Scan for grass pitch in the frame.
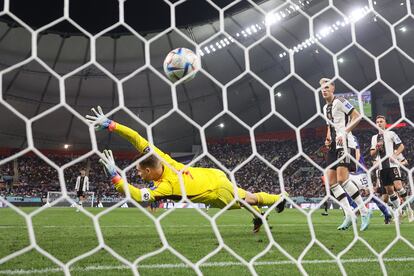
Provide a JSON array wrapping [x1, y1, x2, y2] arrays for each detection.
[[0, 207, 413, 275]]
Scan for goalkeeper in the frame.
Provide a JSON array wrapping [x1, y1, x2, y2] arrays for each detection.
[[86, 106, 286, 233]]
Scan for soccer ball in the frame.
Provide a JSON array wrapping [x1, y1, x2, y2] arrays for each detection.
[[163, 48, 198, 82]]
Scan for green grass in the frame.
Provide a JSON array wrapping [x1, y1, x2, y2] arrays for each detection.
[[0, 207, 413, 275]]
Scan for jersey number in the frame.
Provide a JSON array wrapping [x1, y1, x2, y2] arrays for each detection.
[[360, 176, 368, 187]]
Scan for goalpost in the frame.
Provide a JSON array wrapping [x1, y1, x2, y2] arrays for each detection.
[[0, 0, 413, 275], [46, 191, 95, 208]]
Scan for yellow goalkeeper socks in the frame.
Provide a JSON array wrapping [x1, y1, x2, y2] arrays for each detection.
[[252, 205, 261, 214], [254, 192, 281, 206]]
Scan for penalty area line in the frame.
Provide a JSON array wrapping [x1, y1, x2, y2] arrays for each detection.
[[0, 257, 413, 274]]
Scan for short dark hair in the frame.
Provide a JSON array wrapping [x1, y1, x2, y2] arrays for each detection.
[[376, 115, 386, 121], [138, 154, 161, 168]]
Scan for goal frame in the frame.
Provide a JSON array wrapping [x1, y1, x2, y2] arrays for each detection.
[[46, 191, 95, 207]]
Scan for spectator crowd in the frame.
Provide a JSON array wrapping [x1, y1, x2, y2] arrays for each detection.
[[1, 127, 412, 200]]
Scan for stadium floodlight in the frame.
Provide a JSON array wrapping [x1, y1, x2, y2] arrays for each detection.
[[272, 6, 371, 58], [200, 1, 318, 56], [275, 92, 282, 97], [219, 123, 225, 128], [348, 7, 368, 23], [338, 57, 344, 63], [400, 26, 407, 32], [200, 3, 371, 57], [64, 144, 70, 149], [319, 26, 331, 37], [265, 13, 278, 26]]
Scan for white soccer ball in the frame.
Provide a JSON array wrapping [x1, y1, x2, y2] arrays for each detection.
[[163, 48, 198, 82]]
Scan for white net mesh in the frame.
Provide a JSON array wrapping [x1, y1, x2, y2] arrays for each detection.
[[0, 0, 413, 275]]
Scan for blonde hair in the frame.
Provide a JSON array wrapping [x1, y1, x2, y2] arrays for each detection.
[[319, 78, 335, 86]]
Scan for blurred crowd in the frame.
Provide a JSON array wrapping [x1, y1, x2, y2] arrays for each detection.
[[1, 127, 412, 199]]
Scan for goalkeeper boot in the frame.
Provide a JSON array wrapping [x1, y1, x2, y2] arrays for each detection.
[[337, 216, 353, 230], [360, 211, 372, 231], [275, 192, 288, 213], [252, 217, 263, 233], [252, 213, 268, 233]]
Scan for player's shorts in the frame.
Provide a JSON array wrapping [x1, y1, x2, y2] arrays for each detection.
[[150, 201, 158, 208], [376, 184, 387, 195], [379, 167, 402, 187], [190, 170, 247, 209], [77, 190, 84, 197], [397, 167, 407, 182], [349, 173, 369, 190], [348, 148, 357, 172], [326, 147, 351, 170]]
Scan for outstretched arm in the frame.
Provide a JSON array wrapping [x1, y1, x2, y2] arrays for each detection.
[[86, 106, 180, 167]]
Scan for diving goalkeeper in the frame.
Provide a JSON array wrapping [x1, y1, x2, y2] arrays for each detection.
[[86, 106, 286, 233]]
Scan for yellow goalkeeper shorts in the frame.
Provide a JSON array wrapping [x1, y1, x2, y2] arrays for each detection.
[[192, 170, 247, 209]]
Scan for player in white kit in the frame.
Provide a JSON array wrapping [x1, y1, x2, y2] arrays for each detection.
[[320, 78, 370, 231], [370, 115, 407, 221], [348, 135, 392, 224]]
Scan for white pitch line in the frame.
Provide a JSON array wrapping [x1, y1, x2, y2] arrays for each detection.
[[0, 257, 413, 275], [0, 224, 326, 229]]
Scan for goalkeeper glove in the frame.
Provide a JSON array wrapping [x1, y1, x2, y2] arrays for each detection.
[[99, 149, 119, 178], [85, 106, 115, 131]]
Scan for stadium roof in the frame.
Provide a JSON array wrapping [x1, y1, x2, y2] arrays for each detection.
[[1, 0, 414, 153]]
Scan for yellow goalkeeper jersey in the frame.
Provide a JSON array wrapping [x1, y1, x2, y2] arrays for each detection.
[[110, 123, 227, 203]]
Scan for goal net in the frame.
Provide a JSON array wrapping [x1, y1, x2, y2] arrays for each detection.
[[0, 0, 413, 275], [46, 191, 95, 208]]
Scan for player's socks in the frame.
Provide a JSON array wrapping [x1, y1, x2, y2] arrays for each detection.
[[254, 192, 287, 213], [331, 184, 354, 230], [389, 192, 401, 209], [252, 205, 261, 214], [397, 188, 407, 200], [407, 205, 414, 222], [254, 192, 281, 206], [397, 188, 408, 210], [331, 183, 352, 217], [342, 180, 368, 216], [372, 197, 391, 218], [346, 193, 358, 209]]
